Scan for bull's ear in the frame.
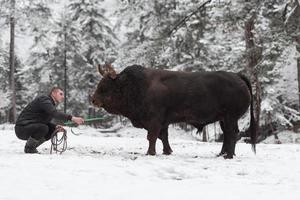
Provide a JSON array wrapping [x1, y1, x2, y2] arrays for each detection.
[[97, 64, 105, 76]]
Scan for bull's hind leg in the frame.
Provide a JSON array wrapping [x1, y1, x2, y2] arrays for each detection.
[[218, 120, 228, 157], [222, 118, 239, 159], [158, 125, 173, 155]]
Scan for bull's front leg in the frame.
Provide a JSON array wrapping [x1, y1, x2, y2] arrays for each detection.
[[146, 126, 161, 156]]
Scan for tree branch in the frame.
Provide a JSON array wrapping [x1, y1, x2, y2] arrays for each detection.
[[167, 0, 211, 37]]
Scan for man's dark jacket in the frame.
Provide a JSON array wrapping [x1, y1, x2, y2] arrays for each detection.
[[16, 95, 72, 126]]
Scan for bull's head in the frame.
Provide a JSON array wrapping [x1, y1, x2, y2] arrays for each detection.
[[91, 63, 122, 114]]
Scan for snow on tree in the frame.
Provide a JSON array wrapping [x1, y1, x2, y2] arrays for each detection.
[[22, 1, 54, 99], [114, 0, 184, 68], [47, 11, 84, 115], [0, 41, 10, 122]]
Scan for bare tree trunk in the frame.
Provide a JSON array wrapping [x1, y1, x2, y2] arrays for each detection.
[[202, 126, 208, 142], [245, 16, 262, 133], [296, 36, 300, 110], [63, 31, 67, 113], [283, 0, 300, 110], [295, 2, 300, 111], [9, 0, 16, 123], [214, 122, 217, 141]]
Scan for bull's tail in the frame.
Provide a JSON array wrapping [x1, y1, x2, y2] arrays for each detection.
[[238, 73, 257, 153]]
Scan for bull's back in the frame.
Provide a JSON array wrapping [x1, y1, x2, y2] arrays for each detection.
[[208, 71, 251, 117], [146, 70, 250, 122]]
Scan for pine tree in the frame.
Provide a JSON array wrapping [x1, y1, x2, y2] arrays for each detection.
[[68, 0, 117, 117], [0, 0, 53, 121], [25, 1, 54, 96], [114, 0, 222, 71], [8, 0, 16, 123], [283, 0, 300, 110], [47, 11, 83, 114], [114, 0, 182, 68], [248, 0, 300, 132], [0, 41, 10, 122], [69, 0, 117, 63]]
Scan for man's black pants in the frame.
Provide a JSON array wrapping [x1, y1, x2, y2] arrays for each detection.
[[15, 123, 56, 141]]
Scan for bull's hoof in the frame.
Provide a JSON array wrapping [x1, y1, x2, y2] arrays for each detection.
[[146, 150, 156, 156], [163, 149, 173, 155], [223, 154, 234, 159], [217, 151, 235, 159], [217, 152, 226, 157]]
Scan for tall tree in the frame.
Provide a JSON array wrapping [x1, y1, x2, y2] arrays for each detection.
[[68, 0, 117, 117], [48, 12, 83, 114], [0, 41, 10, 122], [25, 1, 53, 96], [255, 0, 300, 130], [9, 0, 16, 123], [245, 14, 262, 133], [283, 0, 300, 110], [114, 0, 182, 68], [1, 0, 53, 122]]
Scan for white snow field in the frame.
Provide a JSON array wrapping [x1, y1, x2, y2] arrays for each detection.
[[0, 124, 299, 200]]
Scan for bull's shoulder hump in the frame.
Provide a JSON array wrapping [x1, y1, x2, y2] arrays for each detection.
[[204, 71, 240, 78], [122, 65, 145, 74]]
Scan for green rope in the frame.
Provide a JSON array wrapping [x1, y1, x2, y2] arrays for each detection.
[[64, 117, 105, 126], [49, 117, 105, 154]]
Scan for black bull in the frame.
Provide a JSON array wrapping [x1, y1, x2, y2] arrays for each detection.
[[92, 64, 256, 159]]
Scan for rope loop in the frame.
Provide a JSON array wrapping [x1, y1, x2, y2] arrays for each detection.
[[50, 129, 68, 154]]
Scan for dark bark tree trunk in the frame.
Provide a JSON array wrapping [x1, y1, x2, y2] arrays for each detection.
[[202, 126, 208, 142], [283, 0, 300, 110], [63, 31, 67, 114], [293, 0, 300, 111], [296, 36, 300, 110], [245, 15, 262, 134], [9, 0, 16, 123]]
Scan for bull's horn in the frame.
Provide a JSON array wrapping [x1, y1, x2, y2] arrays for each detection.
[[106, 63, 117, 79], [97, 64, 105, 76]]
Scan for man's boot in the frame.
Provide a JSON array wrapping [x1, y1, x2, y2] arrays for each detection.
[[36, 137, 46, 148], [24, 137, 40, 153]]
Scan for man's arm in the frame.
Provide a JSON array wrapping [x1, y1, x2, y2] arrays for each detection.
[[39, 97, 72, 121], [39, 96, 84, 125]]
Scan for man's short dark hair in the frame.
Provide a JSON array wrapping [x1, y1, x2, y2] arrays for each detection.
[[49, 86, 63, 95]]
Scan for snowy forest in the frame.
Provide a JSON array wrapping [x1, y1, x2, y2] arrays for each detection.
[[1, 0, 300, 141]]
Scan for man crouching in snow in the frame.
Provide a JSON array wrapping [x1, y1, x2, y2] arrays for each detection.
[[14, 87, 84, 153]]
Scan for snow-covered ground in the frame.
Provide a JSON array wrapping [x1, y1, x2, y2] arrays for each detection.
[[0, 124, 300, 200]]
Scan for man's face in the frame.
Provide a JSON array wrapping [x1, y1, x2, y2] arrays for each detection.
[[52, 89, 64, 103]]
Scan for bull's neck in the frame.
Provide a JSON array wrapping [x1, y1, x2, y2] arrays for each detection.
[[119, 104, 141, 122]]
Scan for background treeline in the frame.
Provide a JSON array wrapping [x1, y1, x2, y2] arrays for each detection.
[[1, 0, 300, 140]]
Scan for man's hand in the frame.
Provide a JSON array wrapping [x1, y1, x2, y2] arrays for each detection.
[[71, 116, 84, 125]]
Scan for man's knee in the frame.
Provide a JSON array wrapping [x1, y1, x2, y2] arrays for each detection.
[[30, 124, 49, 140], [15, 125, 28, 140]]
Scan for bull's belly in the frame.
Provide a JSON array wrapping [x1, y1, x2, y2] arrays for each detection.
[[167, 110, 220, 125]]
